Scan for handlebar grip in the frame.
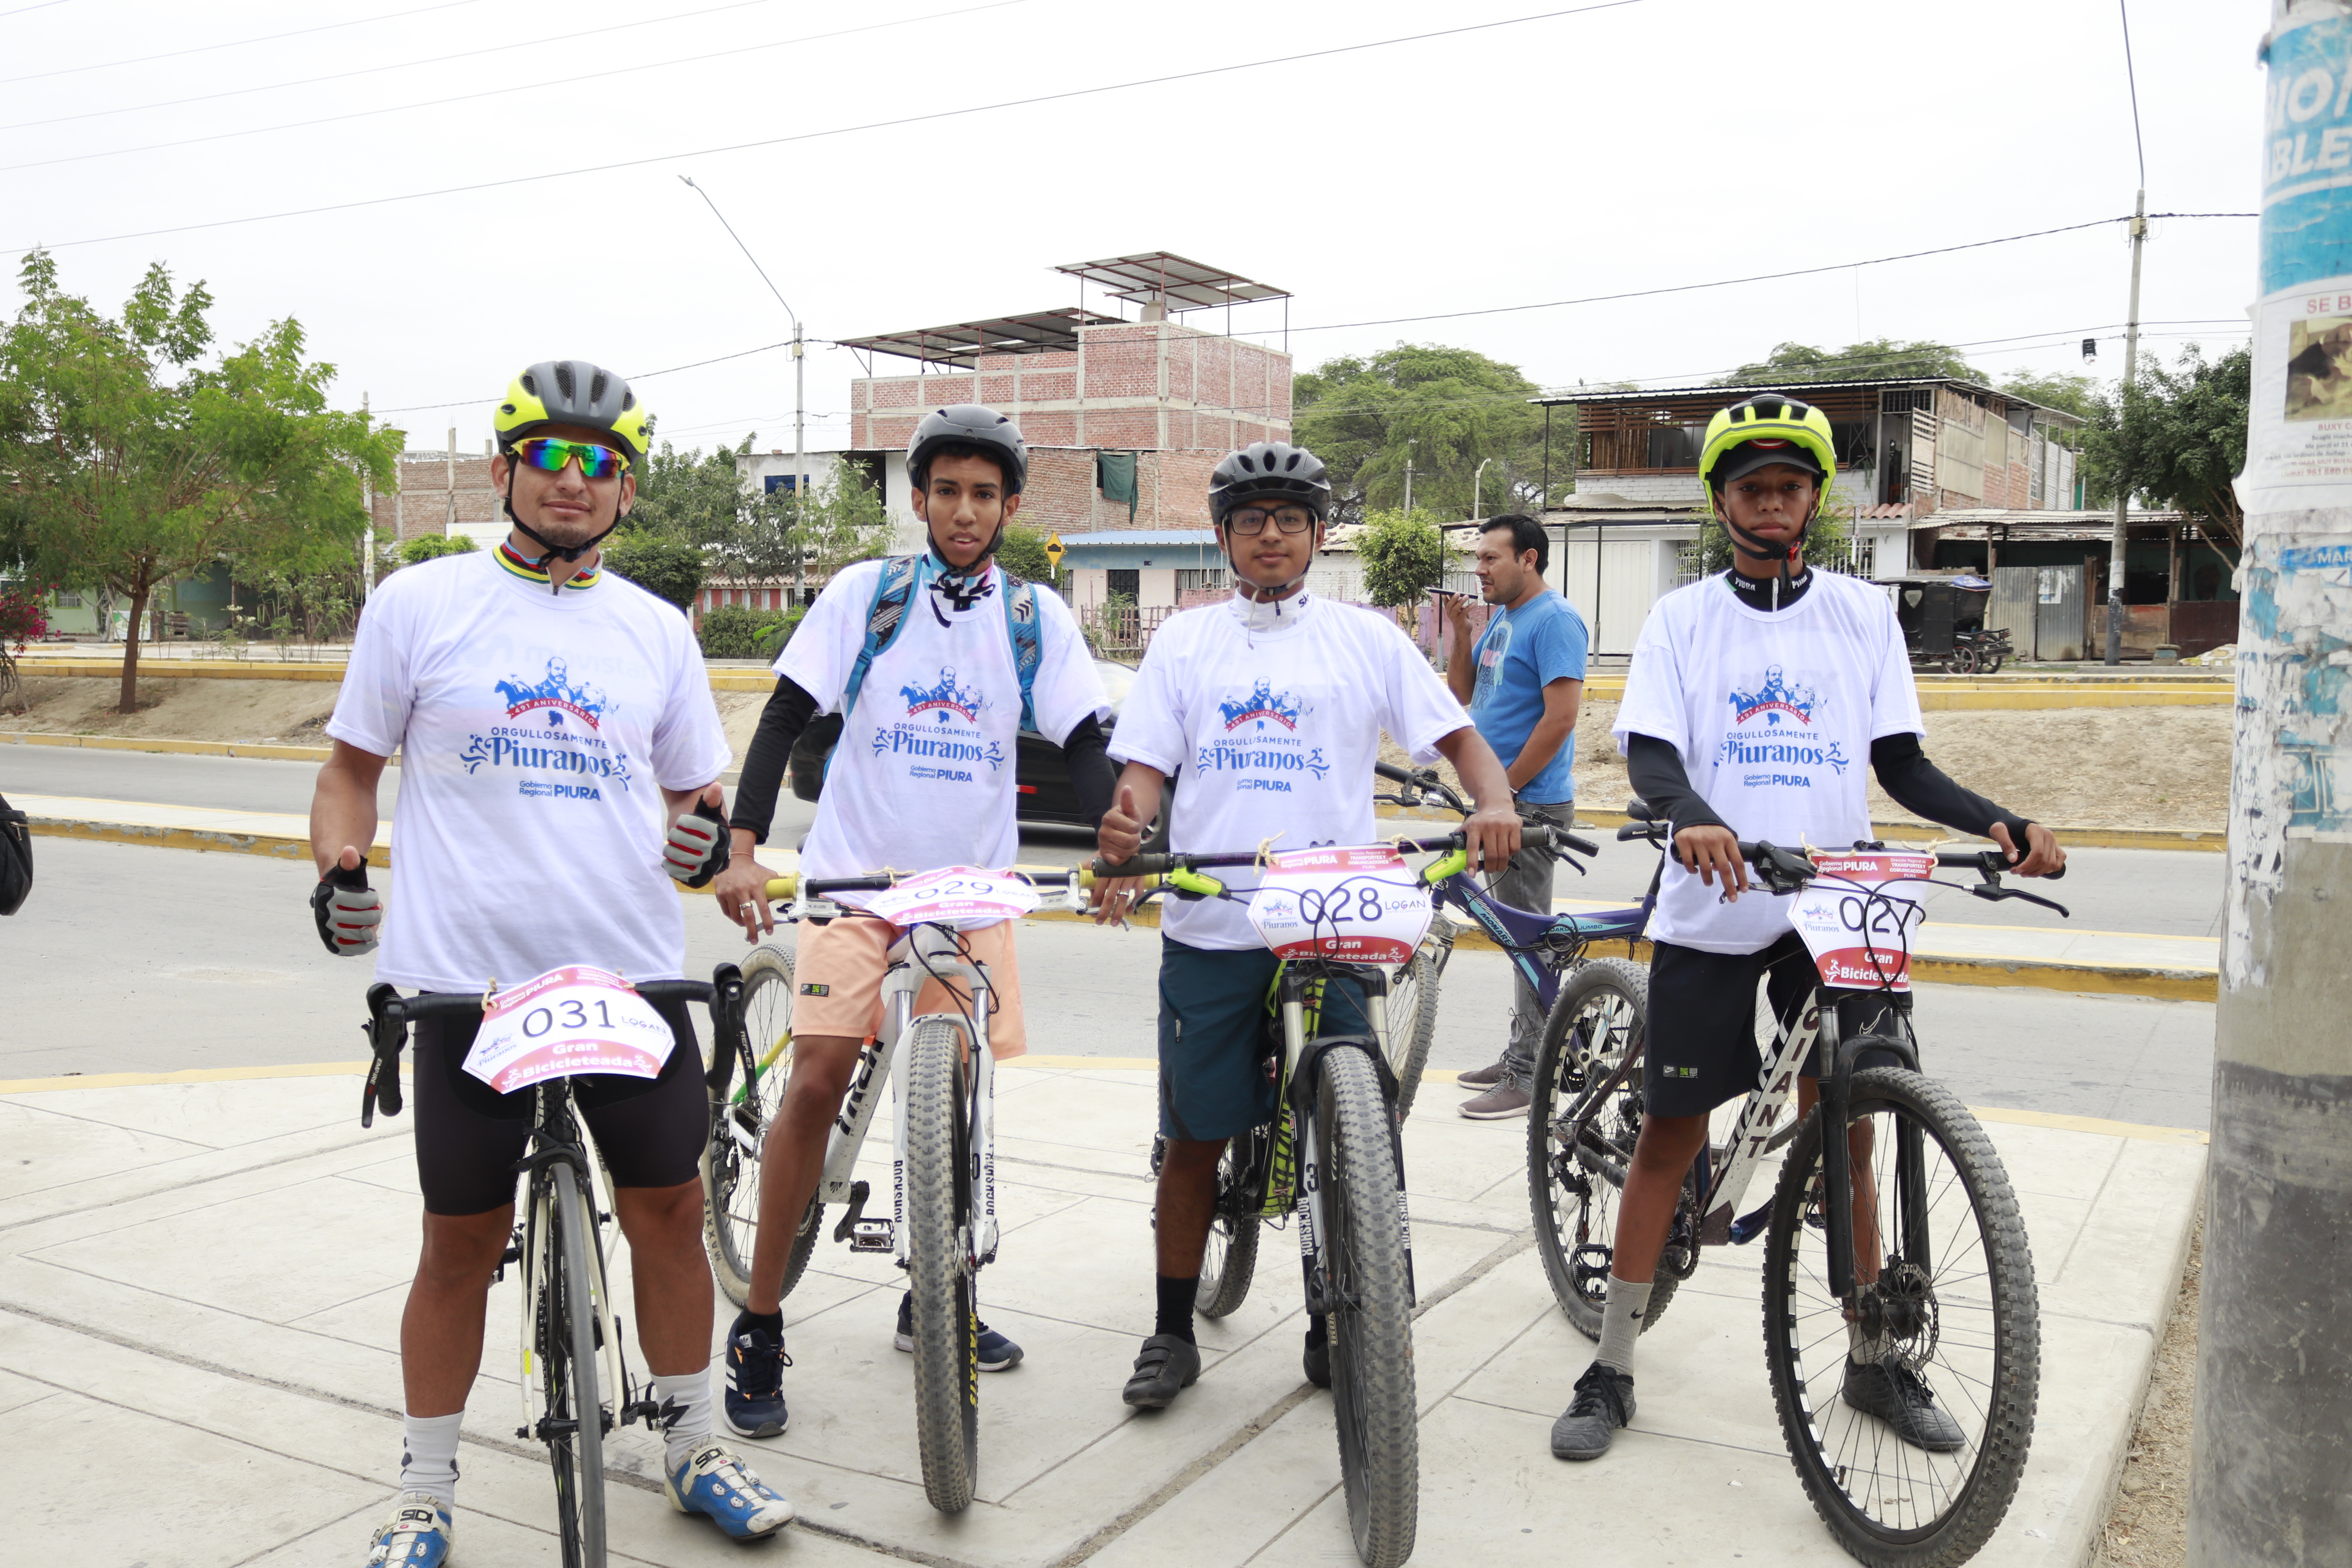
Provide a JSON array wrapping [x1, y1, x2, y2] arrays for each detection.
[[763, 876, 798, 899], [1092, 854, 1174, 878], [1559, 831, 1600, 858], [1617, 820, 1663, 842], [1373, 760, 1413, 784], [375, 1059, 403, 1116]]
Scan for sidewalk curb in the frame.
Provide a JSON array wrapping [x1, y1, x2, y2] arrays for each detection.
[[2, 731, 337, 762]]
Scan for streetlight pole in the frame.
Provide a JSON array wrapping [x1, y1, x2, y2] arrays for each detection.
[[1403, 438, 1417, 515], [682, 176, 805, 604], [1471, 457, 1493, 521]]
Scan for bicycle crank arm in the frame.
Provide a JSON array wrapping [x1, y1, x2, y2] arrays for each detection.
[[831, 1179, 875, 1244]]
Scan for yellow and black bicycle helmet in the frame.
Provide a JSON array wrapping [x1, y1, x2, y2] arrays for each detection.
[[1697, 394, 1837, 566], [494, 360, 653, 465]]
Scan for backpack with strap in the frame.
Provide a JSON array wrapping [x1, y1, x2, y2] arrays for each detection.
[[0, 791, 33, 917], [838, 554, 1044, 733]]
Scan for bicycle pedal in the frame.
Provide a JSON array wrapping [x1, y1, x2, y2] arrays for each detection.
[[848, 1218, 895, 1253], [831, 1180, 872, 1243], [1729, 1199, 1773, 1245]]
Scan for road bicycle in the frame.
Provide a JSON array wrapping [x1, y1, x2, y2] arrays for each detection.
[[701, 865, 1067, 1514], [358, 964, 750, 1568], [1531, 819, 2068, 1566]]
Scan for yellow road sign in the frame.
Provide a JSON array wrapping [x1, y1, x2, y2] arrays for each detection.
[[1044, 531, 1065, 570]]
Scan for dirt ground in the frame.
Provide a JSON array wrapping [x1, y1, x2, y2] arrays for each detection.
[[2095, 1212, 2201, 1567], [1379, 698, 2230, 833]]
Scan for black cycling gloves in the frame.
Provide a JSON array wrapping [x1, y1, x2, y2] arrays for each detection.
[[664, 796, 732, 888], [312, 862, 382, 957]]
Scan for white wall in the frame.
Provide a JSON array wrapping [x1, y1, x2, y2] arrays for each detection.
[[1071, 567, 1109, 607], [1138, 568, 1178, 610]]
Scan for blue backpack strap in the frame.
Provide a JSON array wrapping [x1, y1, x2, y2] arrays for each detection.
[[839, 555, 922, 724], [1000, 570, 1043, 733]]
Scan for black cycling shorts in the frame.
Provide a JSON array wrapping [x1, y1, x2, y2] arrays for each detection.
[[411, 992, 708, 1216], [1642, 935, 1917, 1118]]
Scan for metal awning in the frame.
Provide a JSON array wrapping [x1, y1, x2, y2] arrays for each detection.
[[837, 307, 1123, 368], [1052, 252, 1289, 311]]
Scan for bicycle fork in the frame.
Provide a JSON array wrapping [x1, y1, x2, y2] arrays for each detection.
[[879, 926, 1000, 1272], [1283, 967, 1415, 1316]]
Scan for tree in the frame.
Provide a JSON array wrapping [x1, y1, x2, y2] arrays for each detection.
[[724, 459, 893, 594], [397, 533, 478, 566], [1355, 508, 1455, 608], [1998, 369, 2100, 425], [1720, 339, 1984, 387], [2079, 344, 2251, 559], [1294, 345, 1556, 524], [1693, 499, 1853, 577], [996, 523, 1071, 593], [630, 438, 750, 545], [0, 252, 398, 712], [602, 528, 706, 612]]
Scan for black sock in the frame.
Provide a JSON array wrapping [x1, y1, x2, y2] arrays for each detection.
[[1155, 1275, 1198, 1343], [733, 1306, 784, 1339], [1305, 1312, 1327, 1350]]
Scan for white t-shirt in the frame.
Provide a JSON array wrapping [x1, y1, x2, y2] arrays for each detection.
[[777, 557, 1106, 915], [326, 548, 734, 992], [1613, 570, 1925, 955], [1110, 590, 1473, 951]]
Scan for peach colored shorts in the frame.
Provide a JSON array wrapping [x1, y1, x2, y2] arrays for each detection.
[[790, 914, 1027, 1058]]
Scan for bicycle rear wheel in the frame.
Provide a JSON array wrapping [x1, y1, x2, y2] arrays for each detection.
[[1383, 941, 1443, 1123], [702, 946, 819, 1307], [1196, 1128, 1264, 1319], [542, 1163, 607, 1567], [1762, 1066, 2038, 1567], [1528, 958, 1679, 1338], [903, 1015, 980, 1513], [1318, 1046, 1417, 1568]]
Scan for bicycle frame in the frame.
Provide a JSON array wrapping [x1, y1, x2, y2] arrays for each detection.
[[1419, 853, 1651, 1017]]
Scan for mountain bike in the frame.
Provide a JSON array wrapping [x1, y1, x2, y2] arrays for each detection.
[[358, 963, 750, 1568], [701, 866, 1063, 1514], [1531, 825, 2068, 1566]]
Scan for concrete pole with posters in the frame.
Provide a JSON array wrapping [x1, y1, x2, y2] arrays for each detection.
[[2102, 190, 2147, 665], [2189, 6, 2352, 1560]]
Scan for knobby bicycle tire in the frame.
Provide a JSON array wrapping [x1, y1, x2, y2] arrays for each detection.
[[1385, 944, 1443, 1123], [1318, 1046, 1418, 1568], [1527, 957, 1680, 1339], [545, 1163, 608, 1568], [1196, 1130, 1263, 1319], [1762, 1067, 2038, 1568], [903, 1014, 981, 1513], [701, 947, 822, 1307]]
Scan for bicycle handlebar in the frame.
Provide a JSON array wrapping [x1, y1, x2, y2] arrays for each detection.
[[1090, 823, 1592, 881]]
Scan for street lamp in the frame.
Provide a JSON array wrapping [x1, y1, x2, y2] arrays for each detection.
[[1471, 457, 1494, 521], [681, 176, 806, 603]]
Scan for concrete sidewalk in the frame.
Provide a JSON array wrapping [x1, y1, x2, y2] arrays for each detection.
[[0, 1060, 2201, 1567]]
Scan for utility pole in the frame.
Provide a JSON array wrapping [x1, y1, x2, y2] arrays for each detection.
[[2102, 188, 2146, 665], [360, 392, 373, 602], [1471, 457, 1493, 521], [2187, 5, 2352, 1561], [1403, 438, 1417, 515], [445, 427, 456, 541]]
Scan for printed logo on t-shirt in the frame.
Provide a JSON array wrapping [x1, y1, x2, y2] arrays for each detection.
[[459, 655, 635, 799], [866, 664, 1006, 784], [1470, 617, 1513, 713], [1716, 665, 1848, 787], [1199, 679, 1328, 792]]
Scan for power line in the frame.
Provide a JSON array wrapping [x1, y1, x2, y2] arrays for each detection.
[[0, 0, 1034, 173], [0, 0, 488, 85], [9, 0, 1646, 252], [2118, 0, 2148, 190], [0, 0, 78, 17]]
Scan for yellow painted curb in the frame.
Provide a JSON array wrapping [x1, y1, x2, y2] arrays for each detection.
[[1968, 1105, 2208, 1145], [21, 659, 344, 683], [24, 815, 391, 868], [1, 731, 336, 762]]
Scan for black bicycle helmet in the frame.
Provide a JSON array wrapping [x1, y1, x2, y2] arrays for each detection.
[[1209, 441, 1331, 526], [907, 404, 1027, 495]]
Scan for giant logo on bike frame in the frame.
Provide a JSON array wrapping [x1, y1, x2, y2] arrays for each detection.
[[461, 655, 634, 799], [1717, 665, 1847, 784], [1201, 678, 1326, 792], [869, 665, 1005, 782]]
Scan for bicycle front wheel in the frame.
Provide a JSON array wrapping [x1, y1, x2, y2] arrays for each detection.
[[702, 946, 820, 1307], [1763, 1066, 2039, 1567], [1383, 940, 1443, 1123], [543, 1163, 607, 1567], [903, 1015, 980, 1514], [1318, 1046, 1418, 1568], [1196, 1128, 1263, 1319]]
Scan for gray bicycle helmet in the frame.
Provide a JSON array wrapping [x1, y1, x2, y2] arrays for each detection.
[[907, 404, 1027, 494], [1209, 441, 1331, 526]]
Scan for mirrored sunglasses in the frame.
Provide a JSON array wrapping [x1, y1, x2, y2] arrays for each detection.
[[515, 437, 629, 480]]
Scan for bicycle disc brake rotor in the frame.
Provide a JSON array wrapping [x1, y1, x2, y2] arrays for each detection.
[[1858, 1259, 1940, 1372]]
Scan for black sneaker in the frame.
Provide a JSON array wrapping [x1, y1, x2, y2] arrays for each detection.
[[1550, 1362, 1635, 1461], [1456, 1056, 1512, 1091], [722, 1312, 791, 1439], [1121, 1332, 1201, 1410], [1303, 1319, 1330, 1389], [893, 1290, 1024, 1370], [1841, 1356, 1967, 1452]]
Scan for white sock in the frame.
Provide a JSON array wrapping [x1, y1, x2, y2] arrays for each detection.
[[1594, 1273, 1655, 1376], [652, 1368, 715, 1473], [1849, 1318, 1893, 1366], [399, 1411, 463, 1510]]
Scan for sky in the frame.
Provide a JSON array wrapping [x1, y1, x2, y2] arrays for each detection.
[[2, 0, 2266, 459]]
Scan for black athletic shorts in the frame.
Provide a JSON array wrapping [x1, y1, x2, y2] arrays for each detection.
[[1642, 934, 1917, 1118], [411, 992, 708, 1216]]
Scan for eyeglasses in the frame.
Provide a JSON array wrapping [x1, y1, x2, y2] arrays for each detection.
[[1225, 505, 1316, 536], [514, 437, 630, 480]]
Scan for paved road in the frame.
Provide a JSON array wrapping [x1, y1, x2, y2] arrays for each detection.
[[5, 837, 2217, 1129]]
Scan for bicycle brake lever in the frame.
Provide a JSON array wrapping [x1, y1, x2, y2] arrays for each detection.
[[1968, 884, 2073, 918]]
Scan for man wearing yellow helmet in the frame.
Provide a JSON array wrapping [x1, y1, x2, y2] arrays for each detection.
[[1546, 393, 2063, 1465], [313, 361, 795, 1565]]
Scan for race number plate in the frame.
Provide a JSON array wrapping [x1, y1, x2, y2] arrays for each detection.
[[862, 866, 1040, 929], [461, 965, 677, 1093], [1789, 851, 1935, 991], [1247, 846, 1433, 964]]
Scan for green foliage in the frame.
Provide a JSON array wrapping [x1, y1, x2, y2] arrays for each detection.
[[0, 250, 399, 708], [726, 459, 892, 588], [1998, 369, 2100, 425], [631, 438, 750, 545], [995, 523, 1069, 592], [1294, 345, 1558, 523], [1355, 508, 1455, 608], [1720, 339, 1984, 387], [2080, 345, 2251, 556], [1693, 497, 1853, 577], [697, 603, 772, 660], [397, 533, 478, 566], [756, 605, 806, 657], [602, 527, 706, 611]]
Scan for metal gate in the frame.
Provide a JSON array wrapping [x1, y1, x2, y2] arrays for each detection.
[[1985, 564, 2083, 661], [1988, 567, 2037, 652]]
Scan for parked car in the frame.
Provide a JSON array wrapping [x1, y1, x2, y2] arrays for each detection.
[[789, 658, 1153, 831]]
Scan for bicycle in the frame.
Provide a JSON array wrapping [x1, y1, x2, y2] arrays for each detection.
[[358, 962, 750, 1568], [1530, 823, 2068, 1566], [701, 865, 1064, 1514]]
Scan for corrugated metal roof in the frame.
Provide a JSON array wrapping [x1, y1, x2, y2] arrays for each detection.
[[1058, 530, 1219, 546]]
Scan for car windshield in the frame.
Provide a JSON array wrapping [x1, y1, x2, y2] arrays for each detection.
[[1094, 659, 1136, 714]]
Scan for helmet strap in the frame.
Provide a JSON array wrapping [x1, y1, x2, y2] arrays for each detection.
[[503, 471, 618, 587]]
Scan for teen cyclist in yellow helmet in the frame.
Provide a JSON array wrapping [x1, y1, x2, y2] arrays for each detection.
[[1546, 392, 2063, 1463]]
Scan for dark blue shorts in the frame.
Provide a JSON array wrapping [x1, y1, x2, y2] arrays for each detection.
[[1156, 938, 1374, 1142]]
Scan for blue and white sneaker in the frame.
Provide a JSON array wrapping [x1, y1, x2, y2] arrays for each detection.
[[365, 1492, 451, 1567], [666, 1440, 796, 1539], [723, 1313, 790, 1439], [894, 1289, 1025, 1371]]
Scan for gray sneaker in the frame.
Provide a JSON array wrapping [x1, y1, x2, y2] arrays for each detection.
[[1841, 1356, 1967, 1452], [1551, 1363, 1635, 1460], [1457, 1057, 1512, 1091], [1458, 1082, 1532, 1120]]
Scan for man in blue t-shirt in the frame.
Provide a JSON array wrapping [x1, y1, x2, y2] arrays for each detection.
[[1439, 513, 1590, 1118]]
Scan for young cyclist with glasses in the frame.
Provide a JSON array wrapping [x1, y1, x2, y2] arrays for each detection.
[[707, 404, 1117, 1440], [1548, 393, 2063, 1463], [1089, 441, 1523, 1409], [311, 362, 795, 1566]]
